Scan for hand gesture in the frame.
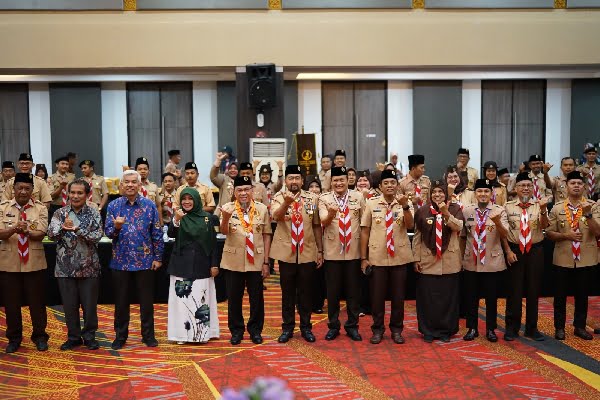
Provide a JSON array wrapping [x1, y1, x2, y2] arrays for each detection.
[[62, 216, 76, 231], [114, 215, 125, 230], [456, 160, 465, 170], [582, 202, 592, 216], [326, 202, 339, 216], [252, 159, 261, 169], [490, 211, 503, 226], [519, 163, 526, 173], [216, 152, 228, 161], [447, 183, 456, 195], [210, 267, 219, 278], [376, 162, 385, 172], [276, 160, 284, 169], [396, 193, 409, 207], [151, 261, 162, 271], [543, 162, 553, 174], [15, 220, 28, 235], [59, 179, 68, 188], [174, 208, 186, 222], [283, 190, 298, 205], [538, 197, 548, 210], [506, 251, 518, 266], [438, 201, 449, 216], [221, 203, 234, 219], [565, 229, 583, 242], [122, 165, 130, 172]]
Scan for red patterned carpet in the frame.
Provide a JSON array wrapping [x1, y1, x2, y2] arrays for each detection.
[[1, 272, 600, 400]]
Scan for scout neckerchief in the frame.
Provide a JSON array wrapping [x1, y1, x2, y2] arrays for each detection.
[[415, 182, 423, 208], [59, 176, 68, 206], [235, 200, 256, 264], [15, 202, 33, 264], [491, 187, 497, 204], [587, 167, 595, 198], [518, 202, 532, 254], [385, 201, 395, 257], [291, 196, 304, 254], [85, 177, 93, 202], [532, 175, 541, 200], [336, 191, 351, 254], [140, 185, 148, 198], [164, 191, 174, 221], [565, 201, 582, 261], [473, 207, 491, 265], [429, 205, 443, 259]]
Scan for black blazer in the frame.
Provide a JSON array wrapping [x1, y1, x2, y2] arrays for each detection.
[[167, 217, 219, 280]]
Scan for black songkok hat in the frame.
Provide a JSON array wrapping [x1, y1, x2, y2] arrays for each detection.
[[380, 169, 397, 181], [566, 171, 585, 182], [330, 166, 348, 177], [584, 146, 597, 154], [498, 168, 509, 176], [528, 154, 542, 162], [234, 176, 252, 187], [474, 179, 493, 190], [259, 164, 273, 174], [239, 162, 253, 171], [184, 162, 197, 171], [18, 153, 33, 162], [79, 160, 94, 168], [135, 157, 149, 167], [408, 154, 425, 169], [54, 156, 69, 164], [483, 161, 498, 170], [515, 172, 532, 183], [457, 148, 470, 155], [2, 161, 15, 169], [285, 165, 302, 176], [334, 149, 346, 158], [14, 172, 34, 185]]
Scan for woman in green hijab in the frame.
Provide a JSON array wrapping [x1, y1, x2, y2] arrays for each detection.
[[167, 188, 220, 344]]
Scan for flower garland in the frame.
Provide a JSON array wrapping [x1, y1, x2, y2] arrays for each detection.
[[235, 200, 255, 233]]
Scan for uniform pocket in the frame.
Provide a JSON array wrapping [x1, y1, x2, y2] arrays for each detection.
[[223, 245, 237, 254]]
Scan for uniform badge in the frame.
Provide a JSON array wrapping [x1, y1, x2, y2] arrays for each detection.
[[375, 217, 382, 224], [560, 221, 565, 228], [487, 225, 495, 232], [257, 225, 262, 233], [427, 219, 433, 225], [354, 210, 360, 217], [396, 218, 402, 225], [509, 221, 516, 229], [29, 222, 37, 230]]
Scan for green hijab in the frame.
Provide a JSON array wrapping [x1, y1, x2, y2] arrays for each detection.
[[177, 187, 216, 256]]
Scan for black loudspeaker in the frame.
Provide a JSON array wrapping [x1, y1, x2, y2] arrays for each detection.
[[247, 63, 277, 109]]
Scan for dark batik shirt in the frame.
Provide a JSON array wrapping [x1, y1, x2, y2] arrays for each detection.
[[48, 204, 103, 278], [105, 194, 163, 271]]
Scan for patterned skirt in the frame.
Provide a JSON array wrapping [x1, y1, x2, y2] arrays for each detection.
[[168, 275, 220, 343]]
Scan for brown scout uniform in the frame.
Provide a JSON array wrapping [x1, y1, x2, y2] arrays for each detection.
[[412, 213, 463, 275], [551, 175, 569, 203], [505, 200, 545, 246], [508, 172, 552, 202], [220, 201, 271, 272], [319, 169, 332, 193], [140, 180, 159, 203], [318, 191, 364, 261], [173, 181, 216, 210], [2, 175, 52, 204], [84, 174, 109, 207], [210, 166, 234, 215], [397, 174, 431, 207], [461, 204, 508, 273], [157, 188, 176, 225], [576, 163, 600, 197], [465, 166, 479, 190], [47, 172, 76, 206]]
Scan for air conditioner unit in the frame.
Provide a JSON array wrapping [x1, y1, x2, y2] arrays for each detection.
[[249, 138, 287, 183]]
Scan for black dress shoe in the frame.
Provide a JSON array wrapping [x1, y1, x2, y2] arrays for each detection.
[[313, 309, 324, 314], [440, 336, 450, 343], [36, 341, 49, 352], [5, 342, 21, 354], [574, 327, 593, 340], [524, 330, 545, 341], [370, 333, 383, 344], [391, 332, 405, 344], [142, 337, 159, 347], [594, 328, 600, 334], [230, 334, 243, 345], [60, 338, 83, 351], [277, 331, 293, 343], [463, 329, 479, 341], [111, 338, 126, 350], [301, 330, 316, 343], [251, 333, 263, 344], [346, 330, 362, 341], [503, 332, 517, 342], [325, 329, 339, 341], [486, 330, 498, 343], [423, 335, 433, 343], [84, 338, 100, 350], [555, 328, 565, 340]]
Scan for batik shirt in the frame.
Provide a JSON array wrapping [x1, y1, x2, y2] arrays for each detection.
[[105, 194, 164, 271], [48, 204, 103, 278]]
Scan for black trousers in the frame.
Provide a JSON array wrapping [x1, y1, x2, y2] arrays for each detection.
[[370, 265, 408, 334], [505, 243, 544, 335], [225, 270, 264, 336], [324, 259, 361, 331], [0, 270, 48, 344], [463, 270, 500, 331], [554, 265, 595, 329], [279, 261, 315, 332], [112, 269, 155, 341], [57, 277, 99, 341], [312, 263, 327, 311]]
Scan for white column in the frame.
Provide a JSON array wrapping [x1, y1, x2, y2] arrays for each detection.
[[462, 80, 482, 170], [193, 81, 218, 185], [387, 81, 413, 175], [101, 82, 128, 178], [298, 81, 323, 160], [28, 83, 52, 169], [545, 79, 571, 172]]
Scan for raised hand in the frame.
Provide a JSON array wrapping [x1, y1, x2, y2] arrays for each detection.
[[438, 201, 449, 216], [174, 208, 186, 223], [396, 193, 409, 207], [543, 162, 553, 174], [114, 215, 125, 230], [283, 190, 298, 205], [326, 202, 339, 216]]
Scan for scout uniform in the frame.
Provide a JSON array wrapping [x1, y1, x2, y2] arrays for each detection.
[[220, 176, 272, 344], [546, 171, 598, 339], [2, 154, 52, 204], [318, 166, 365, 340], [47, 171, 75, 205], [164, 149, 182, 185], [361, 169, 414, 342], [0, 161, 15, 199], [508, 156, 552, 202], [551, 175, 569, 203], [319, 169, 332, 193], [140, 180, 159, 202], [79, 160, 109, 208], [503, 172, 547, 340], [0, 173, 49, 352], [576, 161, 600, 200], [173, 162, 216, 210], [398, 155, 431, 208], [210, 163, 234, 216], [271, 165, 321, 340], [157, 187, 176, 226], [461, 179, 508, 341], [465, 167, 479, 190]]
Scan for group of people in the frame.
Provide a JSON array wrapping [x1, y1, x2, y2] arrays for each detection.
[[1, 143, 600, 354]]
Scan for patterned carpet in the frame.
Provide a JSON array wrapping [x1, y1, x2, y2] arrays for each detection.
[[1, 271, 600, 400]]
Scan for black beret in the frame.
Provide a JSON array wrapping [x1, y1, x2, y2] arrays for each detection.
[[135, 157, 149, 167], [234, 176, 252, 187], [184, 162, 197, 171], [79, 160, 94, 168], [2, 161, 15, 169], [380, 169, 397, 181], [259, 164, 272, 174], [239, 162, 253, 171], [483, 161, 498, 170], [18, 153, 33, 162], [330, 166, 348, 177], [457, 148, 470, 155], [285, 165, 302, 176], [54, 156, 69, 164], [408, 154, 425, 168], [14, 172, 34, 185], [474, 179, 493, 190], [334, 149, 346, 158], [168, 149, 180, 157], [566, 171, 585, 182], [528, 154, 542, 162], [498, 168, 509, 176], [515, 172, 532, 183], [584, 146, 597, 154]]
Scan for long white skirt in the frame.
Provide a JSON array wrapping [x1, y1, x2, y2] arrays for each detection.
[[168, 275, 220, 343]]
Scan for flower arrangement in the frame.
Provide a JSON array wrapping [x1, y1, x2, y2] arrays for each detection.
[[220, 377, 294, 400]]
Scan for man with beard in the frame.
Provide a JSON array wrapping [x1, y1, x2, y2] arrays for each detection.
[[174, 162, 216, 213], [2, 153, 52, 207], [508, 155, 552, 202], [271, 165, 323, 343], [546, 171, 599, 340], [461, 179, 509, 343], [211, 152, 239, 217], [220, 176, 272, 345], [318, 166, 365, 342], [576, 147, 600, 200], [502, 172, 549, 342]]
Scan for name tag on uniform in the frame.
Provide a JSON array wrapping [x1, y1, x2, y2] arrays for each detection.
[[467, 217, 474, 221], [373, 208, 382, 212]]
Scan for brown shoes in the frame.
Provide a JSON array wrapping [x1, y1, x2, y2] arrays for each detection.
[[391, 333, 405, 344], [370, 333, 383, 344]]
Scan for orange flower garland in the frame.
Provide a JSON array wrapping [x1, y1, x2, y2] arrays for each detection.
[[235, 200, 255, 234], [564, 200, 583, 229]]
